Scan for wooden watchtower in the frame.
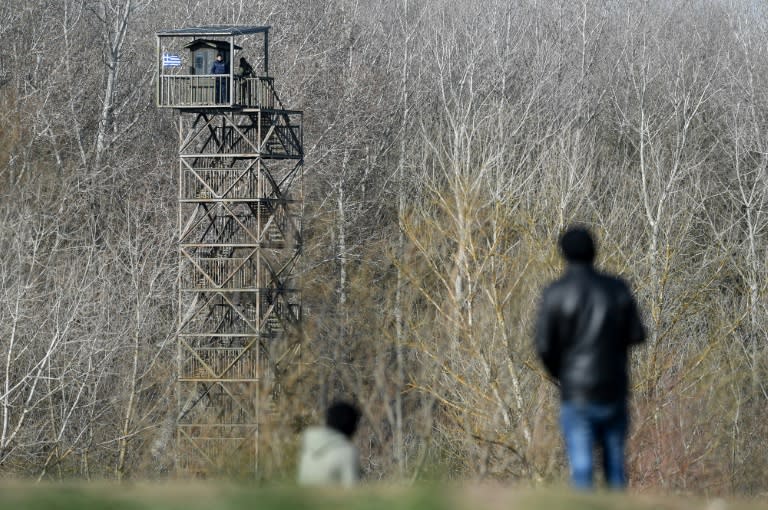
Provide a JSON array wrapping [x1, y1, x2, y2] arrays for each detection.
[[156, 25, 303, 477]]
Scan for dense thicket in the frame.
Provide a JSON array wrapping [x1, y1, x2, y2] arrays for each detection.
[[1, 0, 767, 494]]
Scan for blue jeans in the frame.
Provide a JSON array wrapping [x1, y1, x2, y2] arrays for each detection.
[[560, 400, 628, 490]]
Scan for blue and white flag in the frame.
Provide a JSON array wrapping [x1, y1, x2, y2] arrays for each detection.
[[162, 52, 182, 67]]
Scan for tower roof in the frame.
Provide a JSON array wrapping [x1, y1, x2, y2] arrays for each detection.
[[184, 39, 243, 51], [157, 25, 270, 37]]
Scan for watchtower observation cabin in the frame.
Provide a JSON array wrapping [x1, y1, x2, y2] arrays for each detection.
[[156, 25, 303, 477], [157, 26, 277, 109]]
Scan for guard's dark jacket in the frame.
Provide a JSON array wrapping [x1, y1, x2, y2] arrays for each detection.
[[535, 263, 646, 402], [210, 60, 228, 74]]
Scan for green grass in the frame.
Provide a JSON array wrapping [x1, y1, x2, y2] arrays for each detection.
[[0, 483, 766, 510]]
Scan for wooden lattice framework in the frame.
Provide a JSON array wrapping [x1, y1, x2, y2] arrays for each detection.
[[157, 26, 303, 477]]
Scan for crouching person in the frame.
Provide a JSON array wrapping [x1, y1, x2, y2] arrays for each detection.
[[297, 401, 361, 487]]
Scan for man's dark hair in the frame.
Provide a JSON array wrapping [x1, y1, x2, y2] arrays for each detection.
[[560, 226, 596, 263], [326, 401, 361, 438]]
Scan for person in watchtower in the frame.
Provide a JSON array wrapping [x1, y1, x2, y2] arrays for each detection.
[[237, 57, 254, 78], [236, 57, 255, 104], [211, 52, 229, 104]]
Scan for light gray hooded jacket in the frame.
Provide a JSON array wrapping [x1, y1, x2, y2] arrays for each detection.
[[297, 426, 360, 487]]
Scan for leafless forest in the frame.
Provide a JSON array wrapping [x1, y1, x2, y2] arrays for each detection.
[[1, 0, 767, 494]]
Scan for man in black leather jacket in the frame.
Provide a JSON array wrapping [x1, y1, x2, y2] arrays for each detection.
[[535, 226, 645, 490]]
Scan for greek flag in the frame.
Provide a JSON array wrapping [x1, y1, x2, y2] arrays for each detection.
[[162, 52, 182, 67]]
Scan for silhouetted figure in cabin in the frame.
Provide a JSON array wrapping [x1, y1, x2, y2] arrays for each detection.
[[297, 401, 361, 487], [236, 57, 255, 104], [237, 56, 254, 78], [210, 53, 229, 104], [535, 226, 645, 490]]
